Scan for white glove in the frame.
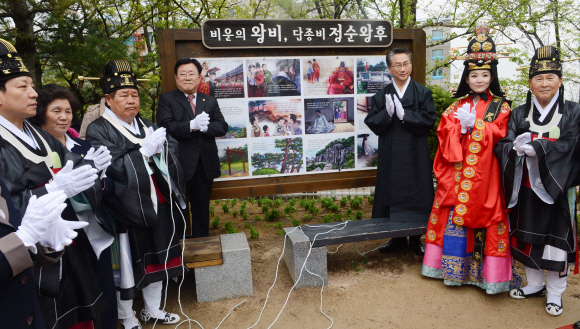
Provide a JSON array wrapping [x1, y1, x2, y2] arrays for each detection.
[[45, 161, 98, 198], [14, 191, 68, 253], [39, 218, 88, 252], [513, 132, 532, 156], [522, 144, 536, 157], [140, 127, 166, 158], [190, 112, 210, 131], [385, 94, 395, 117], [84, 146, 112, 171], [454, 103, 476, 134], [393, 95, 405, 121]]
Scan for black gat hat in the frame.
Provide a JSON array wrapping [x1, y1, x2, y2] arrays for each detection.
[[0, 38, 31, 82], [100, 59, 138, 95]]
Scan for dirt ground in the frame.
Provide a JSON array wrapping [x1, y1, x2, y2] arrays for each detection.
[[126, 197, 580, 329]]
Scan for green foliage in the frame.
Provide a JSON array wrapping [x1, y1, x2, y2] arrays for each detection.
[[222, 204, 230, 213], [244, 222, 252, 228], [232, 210, 238, 217], [275, 229, 284, 235], [291, 219, 301, 226], [274, 222, 283, 229], [343, 151, 355, 169], [370, 157, 379, 167], [273, 198, 283, 208], [265, 209, 281, 222], [248, 197, 255, 204], [211, 217, 221, 228], [253, 168, 280, 175], [254, 215, 261, 221], [284, 205, 296, 214], [310, 206, 320, 215], [303, 213, 312, 222], [239, 208, 246, 216], [288, 199, 297, 207], [256, 198, 264, 207], [347, 195, 352, 200], [214, 200, 221, 205], [368, 196, 374, 204], [335, 214, 343, 221], [322, 214, 333, 223], [356, 211, 364, 220], [307, 163, 325, 172], [340, 197, 348, 207], [262, 205, 270, 213], [242, 213, 248, 220], [250, 227, 260, 239], [209, 206, 215, 217], [231, 198, 238, 207], [330, 204, 339, 213], [350, 196, 362, 209], [320, 198, 333, 209], [224, 221, 239, 234], [262, 198, 273, 207], [347, 208, 353, 216]]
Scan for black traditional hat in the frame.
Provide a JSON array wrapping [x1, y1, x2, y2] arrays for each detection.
[[0, 38, 31, 82], [452, 22, 505, 99], [100, 59, 138, 95], [524, 46, 564, 115]]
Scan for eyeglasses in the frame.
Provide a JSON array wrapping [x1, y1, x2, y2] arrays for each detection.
[[178, 72, 198, 78], [391, 62, 411, 69]]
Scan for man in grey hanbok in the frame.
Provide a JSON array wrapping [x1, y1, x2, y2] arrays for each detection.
[[307, 110, 335, 134]]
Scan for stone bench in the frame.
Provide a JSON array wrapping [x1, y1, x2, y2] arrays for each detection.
[[182, 233, 253, 302], [283, 218, 427, 288]]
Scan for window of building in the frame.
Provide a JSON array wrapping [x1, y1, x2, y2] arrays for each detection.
[[432, 30, 443, 40], [432, 49, 443, 60], [432, 68, 443, 80]]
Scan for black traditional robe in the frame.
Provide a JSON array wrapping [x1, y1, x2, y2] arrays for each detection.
[[494, 99, 580, 272], [0, 121, 106, 329], [364, 80, 437, 222], [86, 113, 187, 300]]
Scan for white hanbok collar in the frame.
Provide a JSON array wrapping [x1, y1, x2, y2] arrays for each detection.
[[533, 90, 559, 123], [0, 114, 39, 149], [105, 107, 140, 136], [65, 134, 80, 151], [393, 77, 411, 99]]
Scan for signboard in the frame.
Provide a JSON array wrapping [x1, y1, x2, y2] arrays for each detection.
[[202, 19, 393, 49]]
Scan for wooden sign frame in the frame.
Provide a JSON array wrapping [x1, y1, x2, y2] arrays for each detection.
[[157, 27, 426, 200]]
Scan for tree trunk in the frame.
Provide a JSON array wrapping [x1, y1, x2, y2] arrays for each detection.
[[8, 0, 41, 86], [280, 139, 290, 173]]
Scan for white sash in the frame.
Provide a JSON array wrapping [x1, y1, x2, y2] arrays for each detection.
[[0, 124, 54, 175], [527, 104, 562, 139]]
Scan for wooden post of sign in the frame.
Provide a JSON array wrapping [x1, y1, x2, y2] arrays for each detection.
[[157, 27, 426, 205]]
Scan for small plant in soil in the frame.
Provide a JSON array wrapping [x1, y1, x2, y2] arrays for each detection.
[[232, 210, 238, 217], [263, 198, 273, 208], [356, 211, 364, 220], [288, 198, 297, 207], [310, 206, 320, 215], [350, 198, 361, 209], [256, 198, 264, 207], [209, 206, 215, 217], [211, 217, 221, 228], [261, 205, 269, 213], [330, 204, 339, 213], [250, 227, 260, 239], [248, 197, 255, 204], [266, 209, 281, 222], [244, 222, 252, 228], [274, 222, 283, 229], [303, 214, 312, 222], [368, 196, 374, 204], [273, 198, 283, 208], [347, 195, 352, 200], [231, 198, 238, 207], [322, 214, 333, 223], [242, 213, 248, 220], [335, 214, 343, 221], [222, 204, 230, 213], [239, 208, 246, 216], [214, 199, 221, 205], [291, 219, 301, 226], [340, 197, 347, 207], [347, 215, 356, 221], [275, 229, 284, 235], [300, 199, 311, 210], [224, 221, 239, 234], [284, 205, 296, 214], [346, 208, 352, 216], [254, 215, 261, 221]]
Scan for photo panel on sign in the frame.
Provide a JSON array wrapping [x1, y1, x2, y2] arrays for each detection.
[[216, 98, 248, 139], [303, 57, 354, 96], [356, 133, 379, 169], [355, 56, 392, 95], [246, 58, 301, 98], [303, 133, 356, 173], [250, 137, 304, 176], [304, 97, 355, 135], [197, 58, 245, 98], [248, 99, 303, 137], [356, 95, 373, 133], [216, 139, 249, 180]]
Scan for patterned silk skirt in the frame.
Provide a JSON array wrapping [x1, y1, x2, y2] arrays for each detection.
[[421, 209, 514, 294]]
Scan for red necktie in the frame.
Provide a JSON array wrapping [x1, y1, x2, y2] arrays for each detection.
[[187, 94, 196, 116]]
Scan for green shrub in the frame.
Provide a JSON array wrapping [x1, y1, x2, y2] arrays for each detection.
[[340, 197, 347, 207], [356, 211, 364, 220], [275, 229, 284, 235], [256, 198, 264, 207], [244, 222, 252, 228], [368, 196, 374, 204], [231, 198, 238, 207], [335, 214, 343, 221], [211, 217, 221, 228], [322, 214, 333, 223], [274, 222, 283, 229], [310, 206, 320, 215], [214, 199, 221, 205], [254, 215, 261, 221], [239, 208, 246, 216], [284, 205, 296, 214], [347, 195, 352, 200], [288, 199, 297, 207], [291, 219, 301, 227], [303, 214, 312, 222], [248, 197, 255, 204], [263, 198, 273, 207], [232, 210, 238, 217], [348, 215, 356, 221], [250, 227, 260, 239], [262, 205, 269, 213], [300, 199, 310, 210], [346, 208, 352, 216], [242, 213, 248, 220], [209, 206, 215, 217], [350, 199, 361, 209], [273, 198, 283, 208], [222, 204, 230, 213], [330, 204, 339, 213], [224, 221, 238, 234], [265, 209, 281, 222]]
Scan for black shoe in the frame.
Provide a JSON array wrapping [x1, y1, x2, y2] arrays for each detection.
[[378, 238, 407, 254], [509, 286, 547, 299], [573, 320, 580, 329], [410, 242, 425, 256]]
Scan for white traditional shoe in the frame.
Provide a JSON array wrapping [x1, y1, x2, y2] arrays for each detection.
[[546, 299, 564, 316], [509, 286, 546, 299], [140, 309, 181, 325], [122, 311, 143, 329]]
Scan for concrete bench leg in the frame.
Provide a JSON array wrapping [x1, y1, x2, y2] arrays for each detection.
[[194, 233, 253, 302], [283, 227, 327, 288]]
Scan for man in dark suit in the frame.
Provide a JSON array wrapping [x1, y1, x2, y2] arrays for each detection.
[[157, 58, 228, 237]]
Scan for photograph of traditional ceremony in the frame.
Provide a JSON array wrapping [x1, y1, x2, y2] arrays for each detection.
[[1, 0, 580, 328]]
